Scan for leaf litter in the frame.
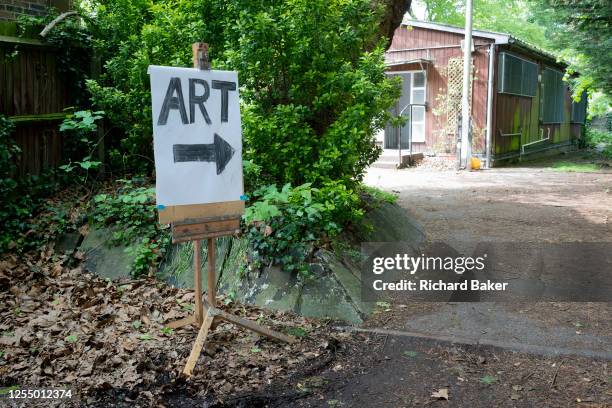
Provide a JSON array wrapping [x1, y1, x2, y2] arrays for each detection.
[[0, 246, 345, 406]]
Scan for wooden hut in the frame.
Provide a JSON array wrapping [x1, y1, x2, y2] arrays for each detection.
[[378, 20, 587, 167]]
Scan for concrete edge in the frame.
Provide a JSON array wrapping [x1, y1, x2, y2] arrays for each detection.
[[336, 326, 612, 361]]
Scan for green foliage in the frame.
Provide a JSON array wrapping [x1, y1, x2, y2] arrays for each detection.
[[243, 182, 362, 276], [480, 375, 498, 385], [0, 116, 21, 250], [58, 110, 105, 182], [585, 127, 612, 160], [285, 327, 308, 338], [226, 0, 400, 186], [81, 0, 400, 274], [91, 180, 170, 276], [243, 159, 264, 195], [60, 110, 104, 134], [416, 0, 550, 50], [360, 185, 398, 205], [83, 0, 226, 173], [0, 116, 17, 194], [85, 0, 399, 185], [531, 0, 612, 97], [550, 161, 600, 173], [0, 116, 72, 252], [587, 93, 612, 120], [138, 333, 153, 341]]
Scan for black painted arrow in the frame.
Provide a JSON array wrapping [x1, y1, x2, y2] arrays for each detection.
[[173, 133, 235, 174]]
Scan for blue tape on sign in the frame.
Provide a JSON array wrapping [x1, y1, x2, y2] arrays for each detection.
[[240, 195, 248, 201], [157, 204, 166, 210]]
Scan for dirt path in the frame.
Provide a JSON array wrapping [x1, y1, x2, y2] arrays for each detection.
[[266, 155, 612, 407], [295, 332, 611, 408], [195, 155, 611, 407], [361, 156, 612, 353], [366, 159, 612, 245]]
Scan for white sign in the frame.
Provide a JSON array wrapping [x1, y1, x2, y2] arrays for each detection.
[[148, 65, 243, 207]]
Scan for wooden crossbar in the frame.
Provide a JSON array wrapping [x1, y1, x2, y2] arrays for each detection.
[[181, 298, 295, 376]]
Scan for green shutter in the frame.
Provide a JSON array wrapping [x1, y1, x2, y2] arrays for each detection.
[[571, 91, 587, 124], [541, 68, 565, 123], [497, 52, 538, 97], [522, 61, 538, 96]]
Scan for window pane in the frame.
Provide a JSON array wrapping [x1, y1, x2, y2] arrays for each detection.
[[411, 106, 425, 122], [508, 56, 522, 93], [411, 124, 425, 143], [413, 72, 425, 87], [412, 89, 425, 104]]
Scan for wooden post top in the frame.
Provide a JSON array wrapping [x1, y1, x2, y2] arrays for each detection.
[[192, 42, 210, 70]]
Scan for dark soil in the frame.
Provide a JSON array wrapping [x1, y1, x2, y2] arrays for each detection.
[[293, 332, 611, 408]]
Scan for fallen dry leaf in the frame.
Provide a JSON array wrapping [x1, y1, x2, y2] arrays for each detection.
[[431, 388, 449, 400]]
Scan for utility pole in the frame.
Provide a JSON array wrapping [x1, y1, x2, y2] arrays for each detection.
[[460, 0, 474, 169]]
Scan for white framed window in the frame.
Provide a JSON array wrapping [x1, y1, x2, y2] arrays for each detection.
[[410, 71, 426, 143]]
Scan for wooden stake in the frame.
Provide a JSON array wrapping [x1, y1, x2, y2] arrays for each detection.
[[207, 238, 216, 306], [194, 240, 203, 326], [183, 309, 215, 376], [181, 298, 295, 377], [192, 42, 210, 70]]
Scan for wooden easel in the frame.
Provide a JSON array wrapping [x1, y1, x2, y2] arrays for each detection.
[[165, 43, 295, 377]]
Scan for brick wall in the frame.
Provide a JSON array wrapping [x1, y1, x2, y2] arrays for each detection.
[[0, 1, 71, 22]]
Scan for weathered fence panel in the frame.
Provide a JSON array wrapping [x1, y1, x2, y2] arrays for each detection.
[[1, 37, 71, 176]]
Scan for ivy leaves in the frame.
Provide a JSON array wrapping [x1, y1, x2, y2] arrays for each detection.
[[91, 180, 170, 277], [243, 182, 361, 276]]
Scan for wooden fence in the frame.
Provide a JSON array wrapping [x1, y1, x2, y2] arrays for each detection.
[[1, 35, 72, 176]]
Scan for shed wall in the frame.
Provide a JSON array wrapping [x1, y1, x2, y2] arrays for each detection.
[[386, 25, 493, 155], [493, 45, 578, 159]]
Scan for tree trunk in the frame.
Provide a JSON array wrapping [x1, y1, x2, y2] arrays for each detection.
[[375, 0, 411, 49]]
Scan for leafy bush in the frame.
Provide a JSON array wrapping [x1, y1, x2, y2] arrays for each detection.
[[85, 0, 400, 185], [76, 0, 403, 275], [585, 127, 612, 159], [227, 0, 401, 186], [91, 180, 171, 276], [0, 116, 22, 250], [84, 0, 224, 172], [0, 116, 74, 252], [59, 110, 105, 183], [359, 185, 398, 205], [243, 182, 362, 275]]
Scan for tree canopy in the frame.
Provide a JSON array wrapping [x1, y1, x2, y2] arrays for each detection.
[[411, 0, 549, 48], [84, 0, 404, 186], [531, 0, 612, 99], [411, 0, 611, 109]]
